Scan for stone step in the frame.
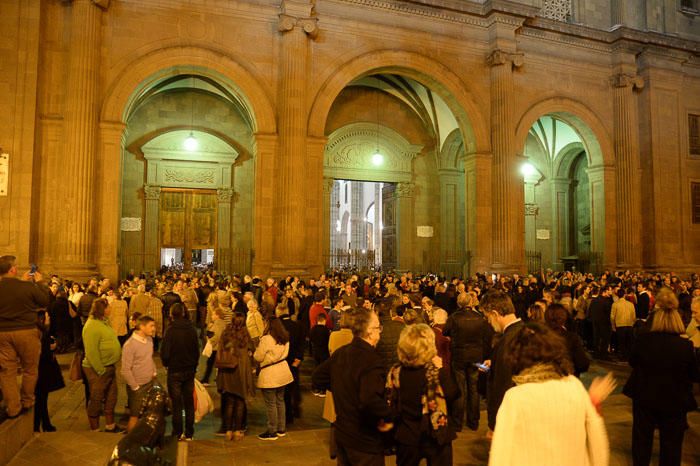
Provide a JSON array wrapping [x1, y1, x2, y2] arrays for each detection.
[[0, 409, 35, 465]]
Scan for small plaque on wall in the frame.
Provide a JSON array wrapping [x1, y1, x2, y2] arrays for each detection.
[[0, 153, 8, 196], [121, 217, 142, 232], [417, 226, 434, 237], [536, 229, 551, 240]]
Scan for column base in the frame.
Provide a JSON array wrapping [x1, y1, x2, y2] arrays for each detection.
[[489, 263, 525, 275], [50, 263, 99, 281], [268, 263, 318, 280]]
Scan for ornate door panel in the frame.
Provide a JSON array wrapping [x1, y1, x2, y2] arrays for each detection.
[[189, 191, 217, 249], [160, 191, 186, 248], [381, 184, 397, 270], [159, 189, 217, 267]]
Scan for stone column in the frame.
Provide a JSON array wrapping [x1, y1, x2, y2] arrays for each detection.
[[463, 152, 492, 275], [487, 49, 524, 273], [612, 72, 644, 269], [395, 182, 415, 271], [350, 181, 364, 250], [274, 0, 318, 275], [56, 0, 108, 275], [586, 165, 616, 272], [217, 188, 234, 274], [551, 177, 572, 270], [143, 185, 161, 273], [322, 177, 335, 269], [96, 120, 126, 281], [252, 133, 277, 277], [374, 183, 381, 266]]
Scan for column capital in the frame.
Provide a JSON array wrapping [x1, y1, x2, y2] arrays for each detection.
[[612, 73, 644, 90], [217, 187, 235, 203], [395, 182, 415, 198], [144, 184, 161, 201], [278, 0, 318, 39], [486, 49, 524, 69], [524, 203, 539, 216]]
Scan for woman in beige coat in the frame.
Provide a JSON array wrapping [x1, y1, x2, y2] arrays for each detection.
[[322, 312, 355, 459]]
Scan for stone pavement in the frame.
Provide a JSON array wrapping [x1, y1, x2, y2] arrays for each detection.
[[6, 352, 700, 466]]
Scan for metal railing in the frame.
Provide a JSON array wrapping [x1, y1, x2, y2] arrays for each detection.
[[325, 249, 377, 272], [526, 250, 542, 274]]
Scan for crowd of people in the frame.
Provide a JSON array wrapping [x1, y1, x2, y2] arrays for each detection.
[[0, 254, 699, 465]]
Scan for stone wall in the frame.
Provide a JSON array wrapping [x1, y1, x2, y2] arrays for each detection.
[[1, 0, 699, 279]]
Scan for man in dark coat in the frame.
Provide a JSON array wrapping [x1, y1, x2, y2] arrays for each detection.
[[443, 294, 494, 431], [160, 284, 182, 327], [375, 301, 405, 372], [589, 286, 613, 359], [480, 290, 523, 433], [278, 305, 303, 423], [636, 282, 651, 320], [160, 303, 199, 440], [312, 309, 392, 465]]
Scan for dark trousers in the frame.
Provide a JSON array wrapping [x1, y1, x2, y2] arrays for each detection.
[[592, 321, 611, 356], [632, 403, 686, 466], [396, 441, 452, 466], [201, 351, 217, 383], [168, 370, 195, 438], [284, 365, 301, 422], [616, 326, 633, 359], [452, 364, 480, 431], [220, 392, 246, 432], [33, 389, 52, 431], [336, 443, 385, 466]]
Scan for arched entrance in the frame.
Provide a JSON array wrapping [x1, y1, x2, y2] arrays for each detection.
[[116, 71, 257, 277], [313, 67, 482, 275], [518, 111, 610, 273]]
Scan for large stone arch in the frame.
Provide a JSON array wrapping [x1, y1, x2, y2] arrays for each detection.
[[515, 97, 616, 271], [101, 45, 276, 134], [307, 50, 489, 154], [514, 97, 613, 169]]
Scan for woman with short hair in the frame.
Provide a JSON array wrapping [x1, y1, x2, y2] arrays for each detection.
[[623, 288, 700, 466], [488, 322, 609, 466], [386, 324, 460, 466]]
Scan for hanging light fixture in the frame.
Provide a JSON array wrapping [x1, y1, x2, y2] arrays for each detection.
[[184, 73, 198, 151], [372, 79, 383, 166]]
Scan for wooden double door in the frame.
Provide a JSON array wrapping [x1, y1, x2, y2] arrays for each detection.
[[159, 189, 217, 268]]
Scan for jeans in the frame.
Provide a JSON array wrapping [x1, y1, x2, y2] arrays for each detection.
[[168, 370, 195, 438], [262, 387, 286, 434], [592, 321, 611, 356], [616, 326, 633, 360], [452, 364, 480, 431], [221, 392, 246, 431], [396, 441, 452, 466], [0, 328, 41, 416], [632, 403, 686, 466]]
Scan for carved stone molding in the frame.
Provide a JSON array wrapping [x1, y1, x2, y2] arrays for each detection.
[[163, 167, 216, 185], [278, 0, 319, 38], [525, 203, 540, 216], [612, 73, 645, 90], [144, 185, 161, 201], [486, 49, 524, 69], [395, 182, 415, 198], [217, 188, 234, 203], [322, 177, 335, 195]]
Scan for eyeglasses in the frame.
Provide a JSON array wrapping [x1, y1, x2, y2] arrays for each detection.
[[369, 325, 383, 333]]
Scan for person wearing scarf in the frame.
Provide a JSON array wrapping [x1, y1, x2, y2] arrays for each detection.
[[386, 324, 460, 466]]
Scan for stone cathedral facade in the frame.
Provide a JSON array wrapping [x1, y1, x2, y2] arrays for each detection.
[[1, 0, 699, 280]]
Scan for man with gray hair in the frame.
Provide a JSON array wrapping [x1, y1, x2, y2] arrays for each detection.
[[312, 309, 392, 465], [0, 255, 50, 419]]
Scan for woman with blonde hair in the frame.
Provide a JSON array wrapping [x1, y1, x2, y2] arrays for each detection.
[[386, 324, 459, 466], [623, 288, 700, 466]]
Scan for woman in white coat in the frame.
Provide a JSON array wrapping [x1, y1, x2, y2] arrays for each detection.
[[489, 322, 609, 466], [254, 316, 294, 441]]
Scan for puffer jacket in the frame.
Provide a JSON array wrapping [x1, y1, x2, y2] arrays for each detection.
[[375, 314, 404, 372], [253, 334, 293, 389]]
